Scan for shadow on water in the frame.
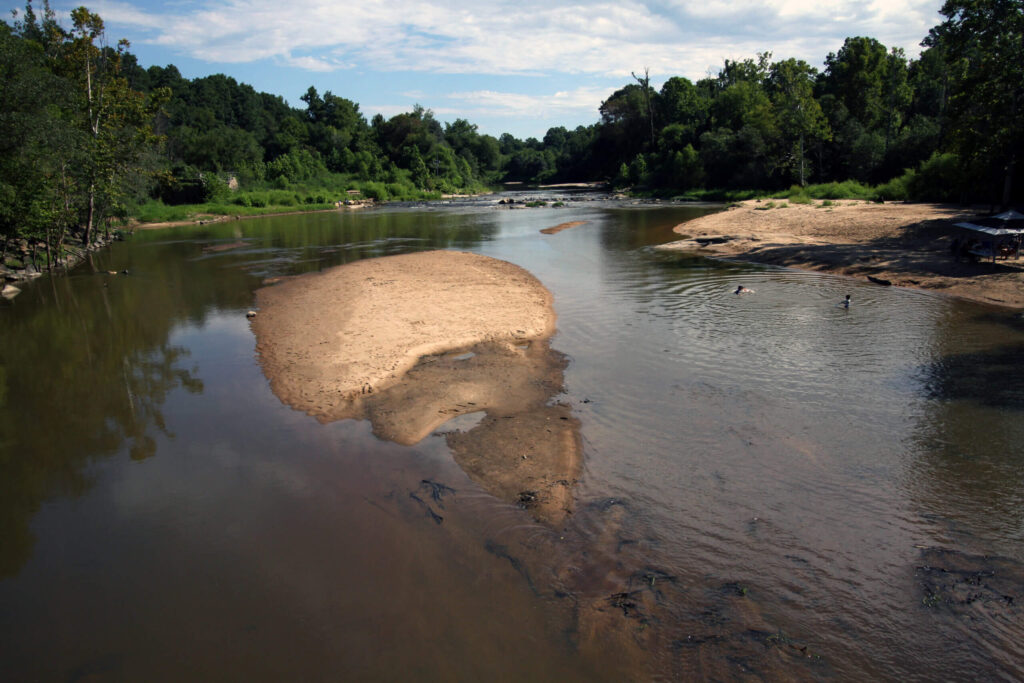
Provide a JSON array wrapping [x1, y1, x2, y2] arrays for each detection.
[[922, 343, 1024, 409]]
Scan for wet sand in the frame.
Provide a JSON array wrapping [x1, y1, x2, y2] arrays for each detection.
[[541, 221, 589, 235], [251, 250, 580, 525], [660, 200, 1024, 309]]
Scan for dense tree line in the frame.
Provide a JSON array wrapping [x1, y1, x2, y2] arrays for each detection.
[[522, 1, 1022, 207], [2, 0, 1021, 268]]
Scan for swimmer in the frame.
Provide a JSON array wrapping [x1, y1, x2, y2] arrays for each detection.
[[842, 294, 851, 308], [734, 285, 755, 294]]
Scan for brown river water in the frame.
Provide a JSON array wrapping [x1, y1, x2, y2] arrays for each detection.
[[1, 193, 1022, 681]]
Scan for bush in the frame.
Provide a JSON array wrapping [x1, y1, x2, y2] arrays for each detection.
[[361, 182, 389, 201], [201, 173, 231, 202], [799, 180, 875, 200], [874, 175, 909, 201], [788, 189, 813, 204], [906, 152, 962, 202]]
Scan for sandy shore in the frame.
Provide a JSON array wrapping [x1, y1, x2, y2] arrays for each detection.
[[659, 200, 1024, 309], [251, 250, 580, 525]]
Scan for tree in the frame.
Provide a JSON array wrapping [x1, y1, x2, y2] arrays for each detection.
[[768, 58, 831, 185], [819, 37, 890, 130], [0, 20, 79, 261], [631, 67, 656, 148], [658, 76, 708, 143], [56, 7, 166, 244], [927, 0, 1024, 205]]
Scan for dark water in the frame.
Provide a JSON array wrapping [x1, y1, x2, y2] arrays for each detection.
[[1, 196, 1022, 681]]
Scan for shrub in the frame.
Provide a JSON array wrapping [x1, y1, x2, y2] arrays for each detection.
[[874, 175, 909, 201], [361, 182, 389, 201], [799, 181, 874, 200], [905, 152, 962, 202], [789, 191, 812, 204]]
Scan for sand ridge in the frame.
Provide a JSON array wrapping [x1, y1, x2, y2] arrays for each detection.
[[252, 250, 556, 418], [541, 221, 589, 235], [661, 200, 1024, 309], [251, 249, 580, 525]]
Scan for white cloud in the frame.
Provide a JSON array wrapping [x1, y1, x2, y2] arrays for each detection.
[[446, 86, 620, 117], [91, 0, 944, 78], [366, 86, 617, 127], [283, 54, 338, 72]]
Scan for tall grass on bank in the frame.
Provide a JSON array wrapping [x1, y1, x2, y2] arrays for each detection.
[[667, 154, 968, 205], [130, 176, 493, 224]]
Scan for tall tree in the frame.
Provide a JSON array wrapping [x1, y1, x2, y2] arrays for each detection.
[[768, 58, 830, 185], [631, 67, 656, 148], [55, 8, 165, 244], [927, 0, 1024, 205]]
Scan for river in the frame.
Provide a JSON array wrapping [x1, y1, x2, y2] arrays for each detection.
[[1, 193, 1022, 681]]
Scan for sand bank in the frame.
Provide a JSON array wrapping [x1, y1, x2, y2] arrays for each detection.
[[541, 221, 588, 235], [660, 200, 1024, 309], [251, 250, 579, 525]]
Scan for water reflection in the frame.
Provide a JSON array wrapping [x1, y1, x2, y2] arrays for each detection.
[[0, 270, 206, 577], [2, 199, 1023, 680]]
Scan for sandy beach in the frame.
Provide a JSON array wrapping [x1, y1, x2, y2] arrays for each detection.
[[251, 250, 580, 525], [659, 200, 1024, 309]]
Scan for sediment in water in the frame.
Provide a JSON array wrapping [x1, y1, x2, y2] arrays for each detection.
[[251, 250, 580, 525]]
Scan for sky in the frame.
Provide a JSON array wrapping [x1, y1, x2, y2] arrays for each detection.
[[6, 0, 947, 140]]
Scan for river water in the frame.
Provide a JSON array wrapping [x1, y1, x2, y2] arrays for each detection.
[[1, 194, 1022, 681]]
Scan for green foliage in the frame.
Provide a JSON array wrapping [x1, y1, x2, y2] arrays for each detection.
[[926, 0, 1024, 205], [873, 175, 909, 201], [4, 0, 1020, 245], [795, 181, 875, 200], [200, 173, 230, 202]]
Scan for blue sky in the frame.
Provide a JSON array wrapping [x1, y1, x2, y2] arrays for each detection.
[[6, 0, 946, 139]]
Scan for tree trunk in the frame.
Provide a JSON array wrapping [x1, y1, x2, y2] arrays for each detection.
[[85, 185, 95, 246], [799, 135, 806, 186], [1002, 155, 1015, 209]]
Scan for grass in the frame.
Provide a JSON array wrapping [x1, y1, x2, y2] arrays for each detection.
[[129, 176, 498, 225], [129, 199, 339, 224], [645, 179, 892, 203]]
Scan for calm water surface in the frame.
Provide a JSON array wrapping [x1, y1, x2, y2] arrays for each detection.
[[1, 195, 1022, 681]]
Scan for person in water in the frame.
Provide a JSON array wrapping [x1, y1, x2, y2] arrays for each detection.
[[735, 285, 754, 294], [842, 294, 851, 308]]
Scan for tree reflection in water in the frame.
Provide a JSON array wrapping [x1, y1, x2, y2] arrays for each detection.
[[0, 269, 205, 578]]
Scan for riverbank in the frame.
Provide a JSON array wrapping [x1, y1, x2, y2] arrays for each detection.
[[251, 250, 580, 525], [1, 230, 125, 295], [659, 199, 1024, 309], [128, 204, 366, 231]]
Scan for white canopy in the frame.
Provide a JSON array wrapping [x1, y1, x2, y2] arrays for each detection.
[[955, 222, 1024, 237]]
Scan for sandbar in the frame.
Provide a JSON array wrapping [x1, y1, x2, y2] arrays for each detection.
[[251, 250, 580, 525], [541, 221, 588, 235], [660, 200, 1024, 309]]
